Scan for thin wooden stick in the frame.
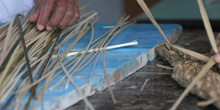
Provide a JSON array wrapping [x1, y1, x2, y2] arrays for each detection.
[[65, 22, 94, 89], [197, 98, 220, 107], [197, 0, 218, 53], [140, 79, 149, 92], [172, 45, 210, 62], [98, 18, 134, 104], [156, 64, 173, 70], [31, 30, 62, 110], [1, 17, 15, 61], [0, 42, 20, 85], [136, 0, 171, 45], [98, 18, 135, 104], [15, 16, 34, 83], [58, 52, 95, 110], [103, 50, 117, 104]]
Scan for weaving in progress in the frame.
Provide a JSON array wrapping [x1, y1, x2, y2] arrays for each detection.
[[0, 0, 220, 110]]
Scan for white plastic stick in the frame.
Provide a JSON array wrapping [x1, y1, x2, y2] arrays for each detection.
[[52, 40, 138, 58]]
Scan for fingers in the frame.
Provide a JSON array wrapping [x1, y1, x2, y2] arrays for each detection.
[[29, 0, 80, 31], [66, 0, 80, 27], [29, 0, 42, 22], [57, 0, 75, 29], [37, 0, 55, 31], [29, 10, 40, 22], [50, 0, 80, 29], [46, 0, 67, 30]]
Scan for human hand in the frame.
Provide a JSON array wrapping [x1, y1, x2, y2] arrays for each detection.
[[29, 0, 80, 31]]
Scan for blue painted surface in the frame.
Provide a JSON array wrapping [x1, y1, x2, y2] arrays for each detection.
[[0, 23, 182, 109], [57, 23, 182, 79], [61, 23, 182, 50]]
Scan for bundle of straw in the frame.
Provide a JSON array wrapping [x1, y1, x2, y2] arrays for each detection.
[[0, 6, 135, 110], [155, 42, 220, 108]]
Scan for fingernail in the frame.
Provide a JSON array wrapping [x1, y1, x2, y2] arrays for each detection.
[[46, 26, 53, 31], [38, 25, 44, 31]]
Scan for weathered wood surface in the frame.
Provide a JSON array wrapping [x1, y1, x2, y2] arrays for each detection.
[[67, 32, 217, 110]]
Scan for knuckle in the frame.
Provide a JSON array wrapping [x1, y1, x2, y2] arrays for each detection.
[[66, 11, 74, 18], [57, 6, 66, 12], [44, 1, 53, 9]]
